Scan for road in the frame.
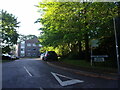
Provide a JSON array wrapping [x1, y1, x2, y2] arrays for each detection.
[[2, 58, 118, 88]]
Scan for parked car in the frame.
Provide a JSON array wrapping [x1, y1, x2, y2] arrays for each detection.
[[16, 56, 19, 59], [2, 54, 19, 60], [2, 54, 12, 60], [11, 55, 18, 60], [40, 53, 45, 60], [44, 51, 58, 61]]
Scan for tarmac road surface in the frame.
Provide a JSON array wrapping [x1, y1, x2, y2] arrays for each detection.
[[2, 58, 118, 88]]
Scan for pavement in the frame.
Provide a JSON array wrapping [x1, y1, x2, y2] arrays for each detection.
[[47, 61, 119, 80]]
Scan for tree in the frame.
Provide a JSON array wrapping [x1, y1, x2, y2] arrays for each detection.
[[18, 34, 37, 43], [0, 10, 20, 53], [37, 2, 86, 56], [36, 2, 118, 60]]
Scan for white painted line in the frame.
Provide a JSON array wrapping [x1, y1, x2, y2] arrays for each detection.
[[61, 79, 83, 86], [39, 87, 44, 90], [51, 72, 62, 83], [24, 66, 32, 77], [51, 72, 84, 87], [54, 73, 73, 79], [15, 60, 19, 61]]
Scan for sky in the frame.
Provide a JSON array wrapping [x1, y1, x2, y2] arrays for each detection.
[[1, 0, 118, 36], [0, 0, 42, 36]]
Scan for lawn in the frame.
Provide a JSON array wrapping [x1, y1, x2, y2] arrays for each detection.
[[62, 59, 91, 67], [62, 59, 117, 73], [0, 60, 13, 63]]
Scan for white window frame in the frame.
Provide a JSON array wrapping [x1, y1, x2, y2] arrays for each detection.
[[33, 43, 36, 47], [27, 43, 31, 46]]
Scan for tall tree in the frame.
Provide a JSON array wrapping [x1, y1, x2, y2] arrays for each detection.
[[36, 2, 118, 60], [18, 34, 37, 42], [0, 10, 20, 53]]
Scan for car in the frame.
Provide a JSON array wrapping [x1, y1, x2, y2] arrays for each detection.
[[44, 51, 58, 61], [11, 55, 18, 60], [40, 53, 45, 60], [16, 56, 19, 59], [2, 54, 12, 60], [2, 54, 19, 60]]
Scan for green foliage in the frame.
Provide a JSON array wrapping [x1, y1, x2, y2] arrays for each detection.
[[0, 10, 20, 53], [2, 45, 11, 54], [36, 2, 118, 59], [18, 34, 37, 42]]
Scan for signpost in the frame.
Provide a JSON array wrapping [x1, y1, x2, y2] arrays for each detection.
[[91, 55, 108, 62], [94, 57, 104, 62], [90, 39, 108, 66], [90, 39, 99, 66], [90, 39, 99, 47], [113, 18, 120, 74]]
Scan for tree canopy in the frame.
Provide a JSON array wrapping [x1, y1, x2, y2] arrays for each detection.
[[36, 2, 118, 60], [0, 10, 20, 53], [18, 34, 38, 42]]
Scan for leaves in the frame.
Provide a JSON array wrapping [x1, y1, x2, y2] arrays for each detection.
[[18, 34, 37, 42], [36, 2, 118, 56], [1, 10, 20, 53]]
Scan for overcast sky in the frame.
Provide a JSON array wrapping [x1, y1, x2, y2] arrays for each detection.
[[1, 0, 42, 36]]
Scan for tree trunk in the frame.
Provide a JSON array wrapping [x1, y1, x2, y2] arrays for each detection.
[[85, 33, 90, 61], [83, 2, 91, 62], [78, 41, 82, 56]]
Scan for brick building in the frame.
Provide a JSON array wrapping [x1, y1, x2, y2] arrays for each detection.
[[16, 38, 41, 58]]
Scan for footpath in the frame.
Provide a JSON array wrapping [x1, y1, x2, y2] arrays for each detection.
[[47, 61, 119, 80]]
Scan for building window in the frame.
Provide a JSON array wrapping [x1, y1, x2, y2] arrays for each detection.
[[20, 54, 25, 57], [33, 43, 36, 46], [21, 45, 25, 48], [27, 43, 31, 46], [27, 53, 31, 56], [32, 53, 36, 56], [33, 53, 36, 55], [21, 48, 24, 51], [33, 48, 36, 50], [21, 51, 25, 54], [21, 41, 25, 48], [21, 41, 25, 44], [27, 49, 31, 51]]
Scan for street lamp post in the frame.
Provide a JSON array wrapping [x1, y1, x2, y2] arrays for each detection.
[[113, 18, 120, 74]]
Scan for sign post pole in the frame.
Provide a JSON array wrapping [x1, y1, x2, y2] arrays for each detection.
[[90, 46, 93, 66], [90, 39, 99, 66], [113, 18, 120, 74]]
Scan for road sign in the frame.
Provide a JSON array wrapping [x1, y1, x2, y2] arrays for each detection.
[[94, 57, 104, 62], [91, 55, 108, 58], [91, 55, 108, 62], [90, 39, 99, 47], [51, 72, 84, 87]]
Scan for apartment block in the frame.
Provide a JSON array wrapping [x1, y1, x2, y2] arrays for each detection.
[[17, 38, 41, 57]]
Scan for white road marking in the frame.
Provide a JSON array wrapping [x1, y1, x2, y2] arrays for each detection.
[[24, 66, 32, 77], [51, 72, 84, 87], [39, 87, 44, 90], [15, 60, 20, 61]]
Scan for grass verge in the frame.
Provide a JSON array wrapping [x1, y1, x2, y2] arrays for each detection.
[[0, 60, 13, 63], [61, 59, 117, 73]]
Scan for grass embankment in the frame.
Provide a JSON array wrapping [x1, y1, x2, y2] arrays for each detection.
[[61, 59, 117, 73], [0, 60, 13, 63]]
